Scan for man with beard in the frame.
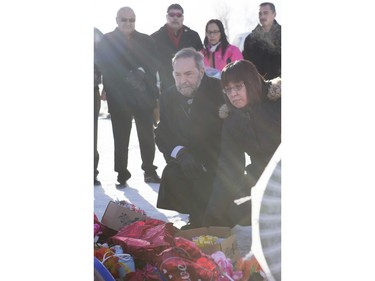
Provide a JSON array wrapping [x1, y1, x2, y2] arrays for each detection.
[[154, 48, 224, 229]]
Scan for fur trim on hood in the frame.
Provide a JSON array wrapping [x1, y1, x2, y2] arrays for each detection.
[[219, 103, 230, 119], [219, 76, 281, 119], [266, 77, 281, 101]]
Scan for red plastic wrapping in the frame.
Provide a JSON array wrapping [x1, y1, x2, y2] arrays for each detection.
[[107, 219, 232, 280], [155, 237, 220, 281], [109, 219, 178, 263], [124, 264, 162, 281]]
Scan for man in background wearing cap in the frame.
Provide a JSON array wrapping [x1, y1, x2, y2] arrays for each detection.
[[151, 4, 203, 94]]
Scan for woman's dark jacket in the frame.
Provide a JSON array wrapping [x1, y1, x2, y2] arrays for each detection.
[[204, 81, 281, 226]]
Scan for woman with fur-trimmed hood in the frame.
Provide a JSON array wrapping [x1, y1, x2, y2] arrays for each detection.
[[203, 59, 281, 227]]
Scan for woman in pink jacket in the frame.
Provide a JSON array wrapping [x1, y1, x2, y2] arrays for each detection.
[[202, 19, 243, 77]]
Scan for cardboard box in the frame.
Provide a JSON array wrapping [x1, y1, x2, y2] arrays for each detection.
[[101, 201, 148, 231], [176, 226, 240, 261]]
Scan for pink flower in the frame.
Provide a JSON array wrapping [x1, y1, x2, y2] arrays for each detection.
[[94, 223, 102, 237], [211, 251, 243, 280]]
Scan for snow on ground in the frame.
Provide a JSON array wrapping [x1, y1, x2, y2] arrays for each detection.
[[94, 101, 189, 228], [94, 101, 251, 256]]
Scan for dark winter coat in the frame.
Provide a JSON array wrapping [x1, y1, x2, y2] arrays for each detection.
[[242, 20, 281, 80], [95, 28, 159, 113], [204, 80, 281, 227], [154, 75, 224, 214], [151, 25, 203, 92]]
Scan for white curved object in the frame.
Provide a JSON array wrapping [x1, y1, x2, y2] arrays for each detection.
[[251, 144, 281, 281]]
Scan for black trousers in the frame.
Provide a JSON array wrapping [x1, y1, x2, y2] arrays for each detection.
[[110, 107, 157, 181], [157, 161, 214, 225], [94, 87, 101, 179]]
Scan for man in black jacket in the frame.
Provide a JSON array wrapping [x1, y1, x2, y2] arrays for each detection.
[[151, 4, 203, 94], [242, 2, 281, 80], [95, 7, 160, 187], [154, 48, 224, 229]]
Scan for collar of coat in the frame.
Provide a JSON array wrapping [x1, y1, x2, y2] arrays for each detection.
[[252, 19, 281, 34], [162, 24, 191, 34]]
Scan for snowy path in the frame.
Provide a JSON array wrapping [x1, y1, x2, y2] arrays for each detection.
[[94, 103, 189, 228]]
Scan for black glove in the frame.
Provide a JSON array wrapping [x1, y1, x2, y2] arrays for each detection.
[[176, 148, 203, 179], [241, 173, 257, 189], [126, 69, 146, 91], [244, 164, 263, 188]]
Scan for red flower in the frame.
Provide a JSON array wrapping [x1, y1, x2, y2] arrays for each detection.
[[235, 255, 263, 281]]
